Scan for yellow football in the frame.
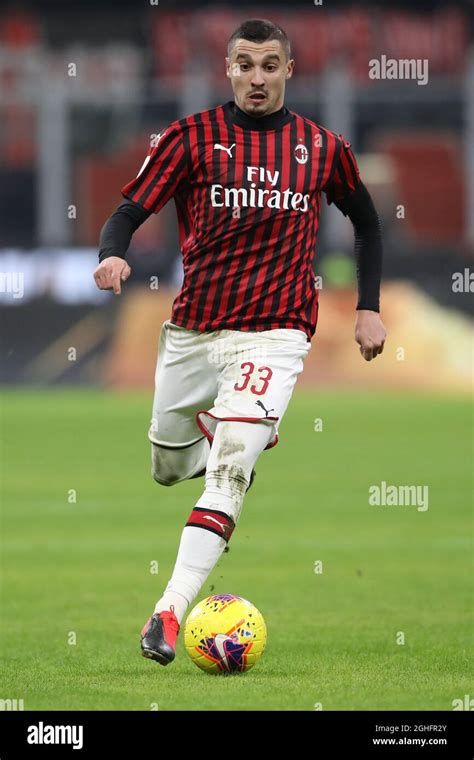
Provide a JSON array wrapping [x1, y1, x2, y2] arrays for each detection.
[[184, 594, 267, 675]]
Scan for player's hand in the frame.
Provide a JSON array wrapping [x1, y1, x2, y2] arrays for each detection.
[[354, 310, 386, 361], [93, 256, 131, 295]]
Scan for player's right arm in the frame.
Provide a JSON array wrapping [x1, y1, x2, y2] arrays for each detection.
[[94, 200, 148, 294], [94, 123, 189, 295]]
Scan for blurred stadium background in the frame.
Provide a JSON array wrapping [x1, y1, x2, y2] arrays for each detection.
[[0, 0, 473, 712], [0, 0, 472, 390]]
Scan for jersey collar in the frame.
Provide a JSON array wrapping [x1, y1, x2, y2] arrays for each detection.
[[223, 100, 294, 131]]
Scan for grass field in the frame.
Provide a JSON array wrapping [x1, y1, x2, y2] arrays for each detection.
[[0, 388, 472, 711]]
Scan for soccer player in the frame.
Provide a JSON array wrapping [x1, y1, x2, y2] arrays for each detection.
[[94, 18, 386, 666]]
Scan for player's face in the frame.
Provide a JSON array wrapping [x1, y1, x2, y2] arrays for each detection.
[[226, 39, 294, 117]]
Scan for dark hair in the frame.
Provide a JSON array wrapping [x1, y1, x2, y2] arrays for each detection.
[[227, 18, 291, 61]]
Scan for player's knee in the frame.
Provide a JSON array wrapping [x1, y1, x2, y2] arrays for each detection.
[[151, 470, 177, 487], [151, 444, 183, 486], [151, 467, 179, 487]]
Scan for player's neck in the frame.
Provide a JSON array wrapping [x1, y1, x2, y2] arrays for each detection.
[[224, 100, 293, 131]]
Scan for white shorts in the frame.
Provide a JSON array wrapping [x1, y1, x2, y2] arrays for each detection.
[[148, 320, 311, 452]]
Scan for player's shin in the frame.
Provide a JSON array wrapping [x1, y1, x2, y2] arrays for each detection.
[[153, 466, 248, 624]]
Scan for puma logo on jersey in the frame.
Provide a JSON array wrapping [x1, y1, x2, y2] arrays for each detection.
[[256, 400, 275, 418], [214, 143, 236, 158]]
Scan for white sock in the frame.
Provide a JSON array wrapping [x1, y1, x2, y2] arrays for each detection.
[[154, 591, 189, 624], [153, 526, 227, 625], [152, 420, 266, 628]]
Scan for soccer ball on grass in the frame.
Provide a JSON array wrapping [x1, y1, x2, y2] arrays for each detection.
[[184, 594, 266, 675]]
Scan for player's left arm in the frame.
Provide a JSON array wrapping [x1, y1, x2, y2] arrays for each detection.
[[324, 135, 386, 362], [333, 181, 386, 361]]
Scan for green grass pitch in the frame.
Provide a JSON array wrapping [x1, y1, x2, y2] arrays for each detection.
[[1, 388, 472, 710]]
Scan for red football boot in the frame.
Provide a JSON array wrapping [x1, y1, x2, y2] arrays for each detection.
[[140, 604, 180, 665]]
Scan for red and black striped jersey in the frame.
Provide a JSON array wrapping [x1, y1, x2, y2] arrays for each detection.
[[121, 100, 361, 341]]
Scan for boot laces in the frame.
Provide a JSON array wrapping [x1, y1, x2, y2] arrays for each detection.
[[161, 604, 180, 633]]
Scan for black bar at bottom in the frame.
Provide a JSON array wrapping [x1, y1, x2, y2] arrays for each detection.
[[0, 709, 472, 756]]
